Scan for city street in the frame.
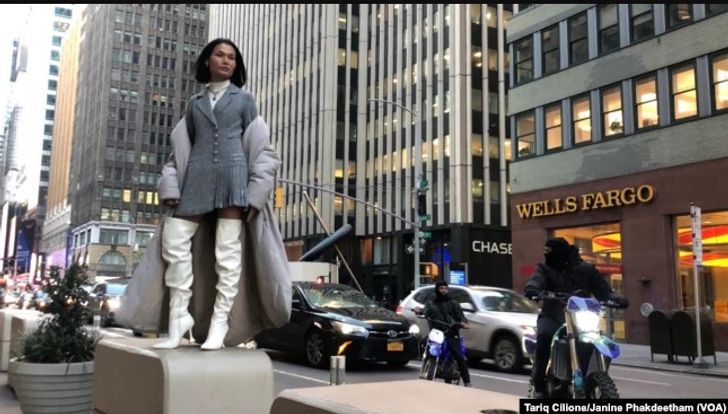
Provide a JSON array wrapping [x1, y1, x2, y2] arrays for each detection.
[[101, 328, 728, 399]]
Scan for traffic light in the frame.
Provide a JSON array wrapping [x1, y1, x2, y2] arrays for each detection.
[[274, 186, 284, 209], [417, 193, 427, 217]]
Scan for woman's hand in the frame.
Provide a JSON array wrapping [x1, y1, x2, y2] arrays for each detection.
[[246, 206, 260, 223], [163, 199, 179, 208]]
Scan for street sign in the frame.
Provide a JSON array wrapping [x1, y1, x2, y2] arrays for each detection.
[[691, 205, 702, 264], [418, 237, 426, 247], [405, 244, 424, 254], [421, 231, 432, 239], [419, 214, 431, 221], [419, 179, 429, 189]]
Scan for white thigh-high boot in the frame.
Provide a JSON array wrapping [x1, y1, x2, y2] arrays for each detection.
[[153, 216, 199, 349], [200, 218, 243, 350]]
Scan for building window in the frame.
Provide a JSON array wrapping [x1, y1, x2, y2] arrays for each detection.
[[48, 79, 57, 90], [52, 36, 62, 46], [541, 25, 560, 75], [674, 211, 728, 323], [135, 231, 154, 247], [667, 4, 692, 29], [631, 4, 654, 42], [602, 85, 623, 137], [515, 111, 535, 158], [635, 75, 659, 129], [712, 53, 728, 112], [49, 65, 59, 76], [598, 4, 619, 55], [706, 4, 728, 15], [671, 63, 698, 120], [99, 230, 129, 245], [569, 13, 589, 65], [554, 223, 625, 339], [572, 95, 591, 144], [544, 103, 562, 151], [514, 36, 533, 84]]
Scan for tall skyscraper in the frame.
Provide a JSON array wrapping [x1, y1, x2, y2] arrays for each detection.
[[0, 5, 72, 278], [43, 10, 83, 270], [210, 4, 517, 299], [69, 4, 208, 280]]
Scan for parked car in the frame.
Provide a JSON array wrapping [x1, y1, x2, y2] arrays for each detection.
[[398, 284, 538, 372], [87, 279, 129, 327], [255, 282, 421, 368]]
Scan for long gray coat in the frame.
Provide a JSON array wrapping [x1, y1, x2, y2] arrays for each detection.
[[116, 116, 292, 345]]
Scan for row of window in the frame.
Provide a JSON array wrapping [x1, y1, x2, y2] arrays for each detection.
[[114, 10, 143, 27], [514, 4, 728, 85], [104, 148, 163, 166], [100, 187, 160, 205], [114, 29, 142, 46], [514, 52, 728, 158], [109, 87, 139, 103], [110, 67, 139, 84]]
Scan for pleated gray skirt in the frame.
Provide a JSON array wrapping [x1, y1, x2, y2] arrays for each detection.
[[175, 137, 249, 216]]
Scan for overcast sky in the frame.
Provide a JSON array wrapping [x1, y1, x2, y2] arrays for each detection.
[[0, 4, 29, 116]]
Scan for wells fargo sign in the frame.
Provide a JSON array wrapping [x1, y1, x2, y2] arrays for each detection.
[[516, 185, 655, 219]]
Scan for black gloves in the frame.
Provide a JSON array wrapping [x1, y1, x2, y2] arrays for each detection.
[[524, 287, 540, 301], [608, 293, 629, 309]]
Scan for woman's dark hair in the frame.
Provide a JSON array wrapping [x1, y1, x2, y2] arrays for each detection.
[[193, 38, 247, 87]]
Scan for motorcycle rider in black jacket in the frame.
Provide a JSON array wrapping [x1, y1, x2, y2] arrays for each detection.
[[523, 238, 628, 399], [424, 280, 472, 387]]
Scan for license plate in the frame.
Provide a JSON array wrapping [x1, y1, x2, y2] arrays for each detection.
[[387, 341, 404, 352]]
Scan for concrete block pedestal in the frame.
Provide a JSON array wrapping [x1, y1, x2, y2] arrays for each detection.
[[270, 379, 520, 414], [0, 309, 42, 372], [93, 337, 274, 414]]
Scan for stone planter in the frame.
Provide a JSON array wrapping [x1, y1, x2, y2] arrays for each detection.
[[8, 359, 93, 414]]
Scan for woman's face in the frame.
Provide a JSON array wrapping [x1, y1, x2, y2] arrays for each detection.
[[207, 43, 236, 82]]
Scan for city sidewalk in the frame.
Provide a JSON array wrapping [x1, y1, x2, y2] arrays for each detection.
[[613, 342, 728, 378], [0, 374, 20, 414]]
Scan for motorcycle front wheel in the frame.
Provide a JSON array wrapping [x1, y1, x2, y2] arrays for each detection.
[[421, 357, 437, 381], [585, 372, 619, 399]]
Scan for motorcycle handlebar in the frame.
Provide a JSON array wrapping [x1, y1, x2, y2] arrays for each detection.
[[409, 308, 468, 330], [529, 291, 628, 309]]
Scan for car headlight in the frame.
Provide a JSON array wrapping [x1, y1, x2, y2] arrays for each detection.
[[408, 323, 420, 336], [520, 325, 536, 337], [573, 310, 600, 332], [108, 299, 121, 310], [331, 321, 369, 337]]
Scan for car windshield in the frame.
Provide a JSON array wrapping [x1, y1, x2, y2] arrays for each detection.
[[475, 290, 539, 313], [107, 284, 127, 296], [301, 285, 378, 309]]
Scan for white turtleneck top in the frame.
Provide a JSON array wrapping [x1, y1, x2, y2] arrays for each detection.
[[206, 79, 231, 109]]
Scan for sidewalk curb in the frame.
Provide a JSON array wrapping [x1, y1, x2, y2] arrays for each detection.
[[612, 361, 728, 379]]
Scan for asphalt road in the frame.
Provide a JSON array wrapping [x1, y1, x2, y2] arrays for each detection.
[[266, 350, 728, 399], [101, 328, 728, 399]]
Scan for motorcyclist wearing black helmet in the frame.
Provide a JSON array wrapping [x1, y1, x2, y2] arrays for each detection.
[[523, 237, 628, 399], [424, 280, 472, 387]]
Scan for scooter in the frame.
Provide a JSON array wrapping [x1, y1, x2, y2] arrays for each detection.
[[525, 291, 627, 399], [415, 311, 467, 385]]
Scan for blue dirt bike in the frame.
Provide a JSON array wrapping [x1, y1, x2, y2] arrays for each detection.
[[416, 314, 467, 385], [525, 291, 627, 399]]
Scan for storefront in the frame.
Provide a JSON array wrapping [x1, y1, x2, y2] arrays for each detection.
[[511, 157, 728, 350], [351, 224, 512, 305]]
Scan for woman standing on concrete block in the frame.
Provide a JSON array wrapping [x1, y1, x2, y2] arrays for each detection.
[[116, 38, 291, 351]]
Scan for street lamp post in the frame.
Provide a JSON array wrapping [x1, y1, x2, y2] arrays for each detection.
[[368, 98, 425, 290]]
